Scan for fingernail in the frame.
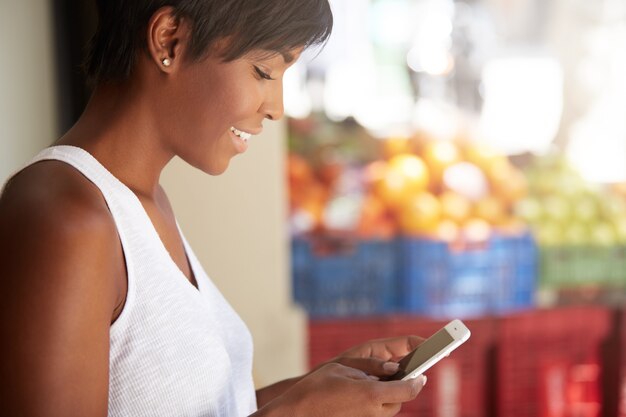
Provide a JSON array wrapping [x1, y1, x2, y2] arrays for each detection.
[[383, 362, 399, 373], [420, 375, 427, 386], [368, 375, 380, 381]]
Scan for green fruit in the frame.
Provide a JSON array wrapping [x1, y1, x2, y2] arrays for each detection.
[[564, 223, 590, 245], [573, 197, 599, 222], [589, 222, 618, 246], [516, 198, 543, 223], [536, 221, 564, 246], [556, 174, 586, 198], [602, 196, 626, 221], [543, 195, 572, 223], [612, 216, 626, 243]]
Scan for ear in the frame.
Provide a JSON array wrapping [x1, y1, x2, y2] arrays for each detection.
[[146, 6, 189, 74]]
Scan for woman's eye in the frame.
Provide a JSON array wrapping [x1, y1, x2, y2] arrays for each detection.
[[254, 66, 274, 81]]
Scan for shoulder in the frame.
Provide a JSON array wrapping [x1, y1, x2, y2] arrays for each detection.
[[0, 159, 124, 312], [1, 159, 116, 239]]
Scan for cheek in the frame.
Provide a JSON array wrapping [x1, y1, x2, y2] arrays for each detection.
[[211, 75, 263, 119]]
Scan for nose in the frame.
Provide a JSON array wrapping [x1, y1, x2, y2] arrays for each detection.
[[260, 81, 285, 121]]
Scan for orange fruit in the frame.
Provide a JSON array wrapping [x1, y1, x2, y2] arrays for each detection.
[[487, 159, 528, 204], [382, 136, 412, 159], [421, 140, 461, 191], [363, 160, 389, 186], [474, 196, 507, 225], [440, 191, 472, 224], [375, 154, 430, 208], [356, 193, 396, 238], [357, 216, 397, 239], [317, 161, 343, 188], [463, 142, 507, 172], [433, 219, 461, 242], [287, 153, 314, 185], [398, 192, 442, 236]]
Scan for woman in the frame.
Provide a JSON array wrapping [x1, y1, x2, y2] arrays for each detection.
[[0, 1, 427, 416]]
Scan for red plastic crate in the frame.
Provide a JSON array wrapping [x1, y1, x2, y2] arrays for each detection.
[[308, 318, 390, 370], [386, 316, 495, 417], [496, 307, 612, 417]]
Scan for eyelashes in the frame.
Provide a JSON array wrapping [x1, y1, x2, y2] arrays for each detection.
[[254, 66, 275, 81]]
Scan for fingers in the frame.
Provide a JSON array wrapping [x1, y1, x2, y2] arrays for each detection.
[[377, 375, 428, 404], [335, 357, 401, 378], [337, 364, 428, 405], [320, 362, 371, 380], [406, 335, 426, 351], [360, 336, 426, 361]]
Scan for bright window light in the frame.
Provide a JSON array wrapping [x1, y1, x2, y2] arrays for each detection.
[[283, 63, 312, 119], [479, 56, 563, 155]]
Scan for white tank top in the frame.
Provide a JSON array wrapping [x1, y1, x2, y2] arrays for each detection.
[[27, 145, 257, 417]]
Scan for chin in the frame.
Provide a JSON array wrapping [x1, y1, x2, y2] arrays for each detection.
[[179, 149, 233, 176], [201, 159, 231, 176]]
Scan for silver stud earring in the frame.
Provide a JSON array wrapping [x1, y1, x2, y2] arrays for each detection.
[[162, 58, 171, 67]]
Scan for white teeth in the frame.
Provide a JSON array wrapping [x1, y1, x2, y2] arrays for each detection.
[[230, 127, 252, 142]]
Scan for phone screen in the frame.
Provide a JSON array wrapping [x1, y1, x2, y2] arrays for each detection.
[[386, 328, 455, 380]]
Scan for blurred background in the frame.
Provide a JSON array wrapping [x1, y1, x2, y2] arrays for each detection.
[[1, 0, 626, 416]]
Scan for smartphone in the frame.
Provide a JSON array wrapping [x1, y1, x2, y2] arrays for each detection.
[[384, 319, 471, 381]]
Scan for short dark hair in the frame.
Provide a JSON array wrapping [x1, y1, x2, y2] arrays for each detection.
[[85, 0, 333, 83]]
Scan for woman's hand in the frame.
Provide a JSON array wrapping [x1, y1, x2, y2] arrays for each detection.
[[321, 335, 425, 379], [254, 335, 427, 412], [257, 361, 427, 417]]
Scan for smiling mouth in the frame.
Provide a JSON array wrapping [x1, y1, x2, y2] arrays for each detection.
[[230, 127, 252, 142]]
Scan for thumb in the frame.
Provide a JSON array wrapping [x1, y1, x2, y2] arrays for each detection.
[[335, 357, 400, 377]]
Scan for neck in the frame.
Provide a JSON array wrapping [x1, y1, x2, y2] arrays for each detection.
[[56, 79, 173, 199]]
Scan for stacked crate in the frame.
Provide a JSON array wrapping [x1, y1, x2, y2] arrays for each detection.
[[308, 308, 617, 417], [399, 233, 536, 318], [292, 237, 398, 318], [293, 232, 536, 319], [540, 245, 626, 289], [308, 318, 389, 370], [495, 307, 612, 417]]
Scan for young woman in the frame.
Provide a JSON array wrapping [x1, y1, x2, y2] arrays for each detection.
[[0, 1, 427, 416]]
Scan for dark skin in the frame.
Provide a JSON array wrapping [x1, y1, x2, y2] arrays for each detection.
[[0, 7, 426, 417]]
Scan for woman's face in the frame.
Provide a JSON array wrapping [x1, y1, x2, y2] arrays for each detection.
[[159, 46, 302, 175]]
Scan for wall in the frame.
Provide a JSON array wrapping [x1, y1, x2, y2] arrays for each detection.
[[0, 0, 57, 184], [161, 120, 307, 388]]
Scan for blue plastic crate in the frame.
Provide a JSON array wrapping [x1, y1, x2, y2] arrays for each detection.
[[399, 232, 537, 318], [490, 233, 538, 313], [291, 237, 398, 318]]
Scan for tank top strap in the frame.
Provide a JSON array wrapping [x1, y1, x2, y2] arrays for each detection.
[[28, 145, 143, 218]]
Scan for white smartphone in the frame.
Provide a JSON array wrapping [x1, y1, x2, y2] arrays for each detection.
[[384, 319, 471, 381]]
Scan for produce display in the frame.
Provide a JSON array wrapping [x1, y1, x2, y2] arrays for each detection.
[[287, 118, 626, 312], [288, 130, 530, 243], [517, 155, 626, 247]]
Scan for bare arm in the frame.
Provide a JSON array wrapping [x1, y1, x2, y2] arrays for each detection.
[[0, 164, 124, 416], [256, 377, 303, 409]]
